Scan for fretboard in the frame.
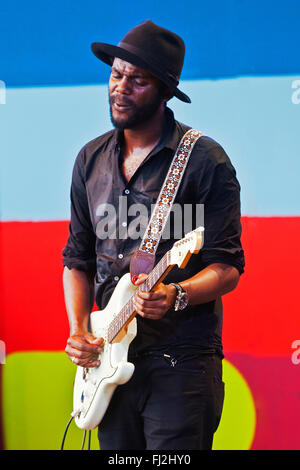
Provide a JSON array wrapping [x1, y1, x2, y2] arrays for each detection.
[[107, 250, 171, 343]]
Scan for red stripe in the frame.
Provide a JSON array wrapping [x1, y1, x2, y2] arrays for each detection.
[[1, 217, 300, 355], [1, 221, 69, 353], [223, 216, 300, 356]]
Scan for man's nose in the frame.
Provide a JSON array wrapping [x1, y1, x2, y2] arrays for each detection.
[[116, 76, 131, 94]]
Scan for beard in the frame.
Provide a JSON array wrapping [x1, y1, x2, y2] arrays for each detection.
[[109, 90, 164, 130]]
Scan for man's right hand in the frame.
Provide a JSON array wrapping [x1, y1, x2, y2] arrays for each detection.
[[65, 332, 104, 368]]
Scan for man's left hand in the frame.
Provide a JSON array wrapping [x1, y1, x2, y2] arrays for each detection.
[[132, 273, 177, 320]]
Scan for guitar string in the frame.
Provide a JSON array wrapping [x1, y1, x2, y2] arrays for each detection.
[[107, 251, 170, 342], [107, 252, 168, 342]]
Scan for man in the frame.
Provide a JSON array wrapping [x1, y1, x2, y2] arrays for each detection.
[[63, 20, 245, 450]]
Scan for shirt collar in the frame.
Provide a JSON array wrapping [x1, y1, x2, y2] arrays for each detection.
[[109, 107, 179, 155]]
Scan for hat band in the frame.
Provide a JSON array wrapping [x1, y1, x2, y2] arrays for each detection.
[[118, 41, 180, 88]]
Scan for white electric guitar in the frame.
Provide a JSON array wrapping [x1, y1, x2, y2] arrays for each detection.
[[72, 226, 204, 430]]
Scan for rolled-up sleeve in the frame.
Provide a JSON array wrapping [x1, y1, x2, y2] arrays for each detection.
[[199, 146, 245, 275], [62, 148, 97, 274]]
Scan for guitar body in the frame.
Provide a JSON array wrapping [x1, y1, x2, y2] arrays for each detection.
[[72, 227, 204, 431], [73, 273, 138, 430]]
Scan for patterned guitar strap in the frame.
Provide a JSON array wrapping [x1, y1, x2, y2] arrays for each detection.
[[130, 128, 204, 278]]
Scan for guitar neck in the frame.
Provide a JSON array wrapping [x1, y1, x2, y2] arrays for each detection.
[[107, 250, 173, 343]]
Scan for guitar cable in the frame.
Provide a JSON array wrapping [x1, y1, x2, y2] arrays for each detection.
[[60, 411, 91, 450]]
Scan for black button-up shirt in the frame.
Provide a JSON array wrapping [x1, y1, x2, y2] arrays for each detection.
[[62, 108, 245, 356]]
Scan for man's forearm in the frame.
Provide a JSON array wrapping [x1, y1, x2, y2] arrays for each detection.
[[133, 263, 240, 320], [179, 263, 240, 305], [63, 266, 95, 335]]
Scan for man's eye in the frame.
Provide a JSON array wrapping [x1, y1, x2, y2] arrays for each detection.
[[111, 70, 122, 79], [134, 79, 147, 86]]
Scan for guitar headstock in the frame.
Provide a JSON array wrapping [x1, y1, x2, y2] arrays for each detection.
[[169, 226, 204, 268]]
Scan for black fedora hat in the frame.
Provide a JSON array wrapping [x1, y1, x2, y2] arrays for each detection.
[[91, 20, 191, 104]]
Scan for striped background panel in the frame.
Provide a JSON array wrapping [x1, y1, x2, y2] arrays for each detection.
[[1, 0, 300, 450]]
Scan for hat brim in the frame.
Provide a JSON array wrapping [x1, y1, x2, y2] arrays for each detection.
[[91, 42, 191, 104]]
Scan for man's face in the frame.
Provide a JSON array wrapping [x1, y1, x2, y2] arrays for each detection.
[[109, 58, 166, 130]]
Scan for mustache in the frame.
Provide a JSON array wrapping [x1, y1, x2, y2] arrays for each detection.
[[110, 94, 135, 107]]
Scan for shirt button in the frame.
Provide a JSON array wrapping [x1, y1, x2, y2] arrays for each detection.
[[114, 276, 119, 281], [124, 189, 130, 195], [121, 221, 127, 227], [118, 253, 124, 259]]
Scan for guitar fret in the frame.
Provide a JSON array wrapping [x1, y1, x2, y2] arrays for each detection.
[[108, 250, 171, 342], [97, 227, 204, 346]]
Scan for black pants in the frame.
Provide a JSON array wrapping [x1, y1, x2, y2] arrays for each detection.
[[98, 350, 224, 450]]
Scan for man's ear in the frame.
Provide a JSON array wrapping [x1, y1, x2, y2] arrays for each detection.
[[158, 81, 174, 104], [163, 87, 174, 103]]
